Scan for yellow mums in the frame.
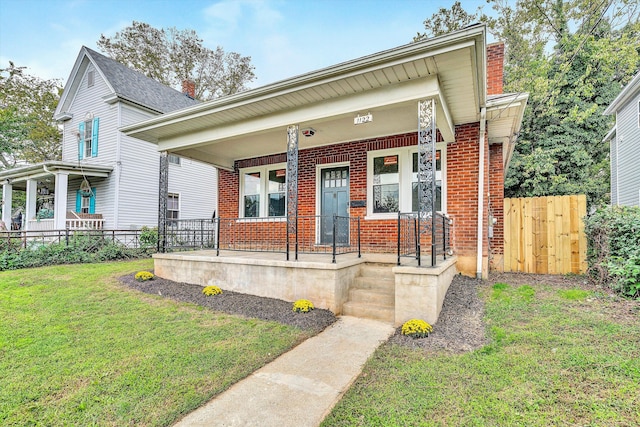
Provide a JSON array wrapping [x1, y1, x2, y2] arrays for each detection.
[[134, 271, 155, 282], [202, 285, 222, 296], [401, 319, 433, 338], [292, 299, 314, 313]]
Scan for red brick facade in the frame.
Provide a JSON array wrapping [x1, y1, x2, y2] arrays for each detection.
[[489, 144, 504, 271], [487, 43, 504, 96]]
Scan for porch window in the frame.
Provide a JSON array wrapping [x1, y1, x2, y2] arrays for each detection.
[[167, 193, 180, 221], [411, 150, 442, 212], [168, 154, 181, 165], [373, 155, 399, 213], [239, 163, 287, 218], [367, 145, 446, 218], [75, 188, 96, 214]]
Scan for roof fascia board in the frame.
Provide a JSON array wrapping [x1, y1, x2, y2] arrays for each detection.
[[604, 72, 640, 115], [122, 27, 485, 135]]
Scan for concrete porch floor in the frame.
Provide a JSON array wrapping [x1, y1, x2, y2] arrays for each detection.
[[153, 250, 458, 325]]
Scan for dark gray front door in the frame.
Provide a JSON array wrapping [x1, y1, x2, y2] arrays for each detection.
[[321, 167, 349, 244]]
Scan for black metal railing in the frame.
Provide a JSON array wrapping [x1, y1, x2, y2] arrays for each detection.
[[164, 215, 361, 263], [397, 212, 452, 266], [0, 228, 150, 251]]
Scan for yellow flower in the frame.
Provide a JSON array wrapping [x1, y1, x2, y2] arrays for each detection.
[[401, 319, 432, 338], [135, 271, 154, 282], [202, 285, 222, 296], [293, 299, 314, 313]]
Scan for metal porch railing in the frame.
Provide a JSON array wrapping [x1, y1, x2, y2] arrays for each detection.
[[163, 215, 361, 263], [397, 212, 452, 266]]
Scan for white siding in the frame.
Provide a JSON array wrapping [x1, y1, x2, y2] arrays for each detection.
[[610, 135, 618, 205], [168, 158, 218, 219], [616, 93, 640, 206]]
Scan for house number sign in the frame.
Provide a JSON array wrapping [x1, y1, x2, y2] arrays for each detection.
[[354, 113, 373, 125]]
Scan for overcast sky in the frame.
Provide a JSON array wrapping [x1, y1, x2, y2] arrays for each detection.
[[0, 0, 494, 88]]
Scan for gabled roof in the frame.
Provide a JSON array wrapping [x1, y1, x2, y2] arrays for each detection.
[[54, 46, 198, 120], [604, 71, 640, 115]]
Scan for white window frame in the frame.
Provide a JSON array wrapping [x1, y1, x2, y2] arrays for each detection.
[[167, 192, 180, 221], [366, 144, 446, 219], [84, 119, 93, 158], [80, 195, 91, 214], [168, 154, 181, 165], [239, 162, 287, 219]]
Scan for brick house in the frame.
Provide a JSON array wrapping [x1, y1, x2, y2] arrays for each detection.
[[123, 24, 527, 324]]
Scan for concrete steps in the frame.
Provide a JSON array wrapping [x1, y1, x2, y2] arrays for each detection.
[[342, 263, 395, 323]]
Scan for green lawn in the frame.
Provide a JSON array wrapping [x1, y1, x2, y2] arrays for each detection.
[[323, 280, 640, 426], [0, 260, 313, 426]]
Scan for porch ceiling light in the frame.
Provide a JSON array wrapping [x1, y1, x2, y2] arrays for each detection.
[[301, 128, 315, 137]]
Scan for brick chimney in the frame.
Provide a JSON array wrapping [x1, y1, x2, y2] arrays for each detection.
[[182, 79, 196, 99], [486, 42, 504, 95]]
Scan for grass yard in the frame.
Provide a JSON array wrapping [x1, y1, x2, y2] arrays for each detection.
[[0, 260, 314, 426], [323, 279, 640, 426]]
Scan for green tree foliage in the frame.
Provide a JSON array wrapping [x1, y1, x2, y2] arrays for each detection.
[[0, 62, 62, 169], [417, 0, 640, 206], [414, 1, 480, 40], [97, 21, 256, 101]]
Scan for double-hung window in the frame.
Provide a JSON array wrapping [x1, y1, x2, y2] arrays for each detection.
[[167, 193, 180, 222], [367, 145, 445, 217], [240, 163, 287, 218], [78, 117, 99, 160]]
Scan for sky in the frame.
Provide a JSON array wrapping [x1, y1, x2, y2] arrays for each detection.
[[0, 0, 493, 89]]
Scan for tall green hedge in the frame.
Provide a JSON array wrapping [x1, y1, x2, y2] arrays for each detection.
[[584, 205, 640, 298]]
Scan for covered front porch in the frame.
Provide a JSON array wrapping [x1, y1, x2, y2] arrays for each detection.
[[0, 161, 111, 231]]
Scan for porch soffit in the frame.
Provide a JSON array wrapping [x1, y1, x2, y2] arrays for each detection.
[[0, 161, 112, 186], [123, 26, 487, 169]]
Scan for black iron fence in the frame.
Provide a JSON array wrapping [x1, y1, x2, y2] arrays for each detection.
[[0, 228, 150, 252], [162, 215, 361, 263], [397, 212, 452, 266]]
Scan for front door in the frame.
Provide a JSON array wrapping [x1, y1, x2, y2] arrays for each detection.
[[321, 167, 349, 244]]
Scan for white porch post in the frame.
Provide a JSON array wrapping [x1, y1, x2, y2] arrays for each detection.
[[25, 179, 38, 230], [54, 173, 69, 229], [1, 181, 12, 227]]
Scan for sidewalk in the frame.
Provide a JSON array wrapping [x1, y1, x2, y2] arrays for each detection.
[[173, 316, 395, 427]]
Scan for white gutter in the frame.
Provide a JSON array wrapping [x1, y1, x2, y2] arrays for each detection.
[[476, 107, 487, 279]]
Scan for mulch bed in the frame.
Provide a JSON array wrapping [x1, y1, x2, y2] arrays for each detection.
[[119, 273, 337, 333], [120, 271, 614, 354]]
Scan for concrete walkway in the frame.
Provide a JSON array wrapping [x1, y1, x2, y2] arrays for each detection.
[[174, 316, 395, 427]]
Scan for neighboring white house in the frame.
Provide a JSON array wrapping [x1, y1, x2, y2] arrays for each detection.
[[0, 46, 217, 230], [604, 71, 640, 207]]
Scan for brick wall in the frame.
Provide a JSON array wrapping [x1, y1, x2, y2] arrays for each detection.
[[487, 42, 504, 95], [488, 144, 504, 271]]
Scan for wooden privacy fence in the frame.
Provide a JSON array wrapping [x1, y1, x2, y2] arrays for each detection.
[[504, 195, 587, 274]]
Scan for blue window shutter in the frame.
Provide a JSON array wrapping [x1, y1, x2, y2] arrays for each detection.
[[78, 121, 85, 160], [75, 190, 81, 212], [91, 117, 99, 157], [89, 188, 96, 214]]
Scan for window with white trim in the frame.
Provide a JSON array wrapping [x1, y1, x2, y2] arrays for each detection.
[[167, 193, 180, 221], [239, 163, 287, 218], [367, 145, 445, 217], [168, 154, 181, 165]]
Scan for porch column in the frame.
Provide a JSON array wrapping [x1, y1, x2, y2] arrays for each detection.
[[158, 151, 169, 253], [54, 173, 69, 229], [25, 179, 38, 230], [1, 181, 12, 227], [286, 125, 299, 260], [417, 99, 436, 266]]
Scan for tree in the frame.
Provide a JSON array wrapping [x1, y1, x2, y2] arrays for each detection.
[[97, 21, 256, 101], [414, 1, 479, 41], [415, 0, 640, 206], [0, 62, 62, 169]]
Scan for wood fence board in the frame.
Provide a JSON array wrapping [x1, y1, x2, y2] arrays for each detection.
[[503, 195, 586, 275]]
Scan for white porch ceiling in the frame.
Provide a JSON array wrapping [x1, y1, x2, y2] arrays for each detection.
[[123, 25, 488, 170]]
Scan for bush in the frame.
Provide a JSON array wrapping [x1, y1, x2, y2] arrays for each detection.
[[401, 319, 433, 338], [202, 285, 222, 296], [139, 226, 158, 251], [292, 299, 314, 313], [584, 205, 640, 298]]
